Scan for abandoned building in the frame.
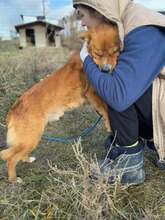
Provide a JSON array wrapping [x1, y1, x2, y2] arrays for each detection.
[[15, 18, 64, 48]]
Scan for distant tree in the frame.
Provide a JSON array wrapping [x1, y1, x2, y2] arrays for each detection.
[[59, 11, 85, 36], [59, 12, 84, 49]]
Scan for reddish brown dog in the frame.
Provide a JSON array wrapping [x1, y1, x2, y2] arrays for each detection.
[[0, 24, 120, 183]]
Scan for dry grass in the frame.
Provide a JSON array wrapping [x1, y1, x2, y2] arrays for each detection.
[[0, 43, 165, 219]]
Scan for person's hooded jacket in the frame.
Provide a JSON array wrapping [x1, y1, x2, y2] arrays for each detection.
[[73, 0, 165, 161]]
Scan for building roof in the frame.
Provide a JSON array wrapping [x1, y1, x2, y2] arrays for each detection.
[[15, 20, 64, 32]]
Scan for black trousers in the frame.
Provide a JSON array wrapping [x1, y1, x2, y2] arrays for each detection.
[[108, 85, 153, 146]]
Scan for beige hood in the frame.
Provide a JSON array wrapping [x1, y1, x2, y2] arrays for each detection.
[[73, 0, 165, 48]]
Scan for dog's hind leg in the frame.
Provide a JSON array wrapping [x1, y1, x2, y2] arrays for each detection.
[[7, 157, 19, 183], [6, 148, 33, 183]]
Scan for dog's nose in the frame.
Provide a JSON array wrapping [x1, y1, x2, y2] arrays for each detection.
[[102, 64, 112, 73]]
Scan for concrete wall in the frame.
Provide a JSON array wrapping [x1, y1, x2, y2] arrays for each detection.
[[55, 35, 62, 48], [18, 23, 62, 48], [18, 24, 46, 48], [34, 25, 46, 48], [19, 29, 27, 48]]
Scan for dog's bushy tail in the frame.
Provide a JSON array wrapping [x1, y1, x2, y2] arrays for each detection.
[[0, 148, 18, 161]]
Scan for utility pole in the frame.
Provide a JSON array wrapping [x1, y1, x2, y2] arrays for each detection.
[[42, 0, 46, 18], [20, 14, 24, 23]]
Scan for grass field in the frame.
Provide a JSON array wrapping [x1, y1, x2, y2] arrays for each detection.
[[0, 42, 165, 219]]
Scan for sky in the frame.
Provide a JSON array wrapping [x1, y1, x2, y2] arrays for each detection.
[[0, 0, 164, 39]]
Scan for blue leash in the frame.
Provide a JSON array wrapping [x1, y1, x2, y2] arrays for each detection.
[[42, 115, 102, 144]]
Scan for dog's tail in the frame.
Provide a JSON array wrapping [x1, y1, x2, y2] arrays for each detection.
[[0, 148, 18, 161], [0, 112, 18, 160]]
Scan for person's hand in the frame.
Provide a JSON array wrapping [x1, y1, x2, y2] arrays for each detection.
[[80, 41, 89, 62]]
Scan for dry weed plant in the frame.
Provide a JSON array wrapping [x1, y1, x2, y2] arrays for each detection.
[[47, 139, 130, 219]]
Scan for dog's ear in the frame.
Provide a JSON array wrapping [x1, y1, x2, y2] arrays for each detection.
[[79, 31, 91, 43]]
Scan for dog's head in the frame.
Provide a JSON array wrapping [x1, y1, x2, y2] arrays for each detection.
[[81, 24, 120, 72]]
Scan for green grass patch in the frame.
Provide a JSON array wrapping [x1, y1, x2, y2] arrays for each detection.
[[0, 43, 164, 219]]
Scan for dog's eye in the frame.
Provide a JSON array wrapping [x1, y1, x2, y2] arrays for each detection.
[[94, 51, 103, 57], [108, 47, 118, 55], [94, 53, 101, 57]]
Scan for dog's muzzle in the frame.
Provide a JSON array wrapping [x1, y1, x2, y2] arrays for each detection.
[[101, 64, 112, 73]]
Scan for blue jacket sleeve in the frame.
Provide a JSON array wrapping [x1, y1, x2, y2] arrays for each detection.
[[83, 26, 165, 112]]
